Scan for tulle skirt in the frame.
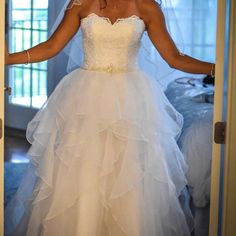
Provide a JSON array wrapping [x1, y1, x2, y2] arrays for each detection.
[[4, 68, 191, 236]]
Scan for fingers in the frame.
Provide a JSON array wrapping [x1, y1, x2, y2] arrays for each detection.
[[5, 42, 9, 65]]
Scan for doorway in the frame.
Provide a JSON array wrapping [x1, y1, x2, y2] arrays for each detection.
[[0, 1, 235, 236]]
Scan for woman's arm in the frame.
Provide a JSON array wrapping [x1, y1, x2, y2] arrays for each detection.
[[138, 0, 215, 76], [5, 2, 82, 65]]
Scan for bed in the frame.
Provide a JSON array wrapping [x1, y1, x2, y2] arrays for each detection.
[[165, 77, 214, 236]]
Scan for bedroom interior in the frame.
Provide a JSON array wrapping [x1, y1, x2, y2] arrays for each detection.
[[0, 0, 236, 236]]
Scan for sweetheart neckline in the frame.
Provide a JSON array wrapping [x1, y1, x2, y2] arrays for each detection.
[[80, 12, 145, 26]]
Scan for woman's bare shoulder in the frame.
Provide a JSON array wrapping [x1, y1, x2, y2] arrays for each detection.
[[65, 0, 93, 12], [136, 0, 163, 23]]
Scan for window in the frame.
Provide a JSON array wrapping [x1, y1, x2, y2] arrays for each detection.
[[9, 0, 49, 109], [168, 0, 217, 62]]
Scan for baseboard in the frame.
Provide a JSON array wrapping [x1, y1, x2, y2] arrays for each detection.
[[5, 126, 26, 139]]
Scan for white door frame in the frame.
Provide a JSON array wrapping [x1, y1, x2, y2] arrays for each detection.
[[221, 0, 236, 234], [0, 1, 5, 235], [210, 0, 236, 235], [209, 0, 225, 234]]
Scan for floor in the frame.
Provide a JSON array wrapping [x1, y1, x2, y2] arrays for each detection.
[[4, 130, 30, 163]]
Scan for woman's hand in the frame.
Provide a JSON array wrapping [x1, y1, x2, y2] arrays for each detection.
[[5, 42, 10, 65]]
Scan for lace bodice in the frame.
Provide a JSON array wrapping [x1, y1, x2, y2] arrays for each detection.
[[80, 13, 146, 72]]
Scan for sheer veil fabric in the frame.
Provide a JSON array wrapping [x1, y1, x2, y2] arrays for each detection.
[[51, 0, 184, 89]]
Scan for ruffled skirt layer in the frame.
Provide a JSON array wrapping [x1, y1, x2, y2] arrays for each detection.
[[5, 68, 191, 236]]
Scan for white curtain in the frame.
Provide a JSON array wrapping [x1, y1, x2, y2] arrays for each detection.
[[171, 0, 217, 62]]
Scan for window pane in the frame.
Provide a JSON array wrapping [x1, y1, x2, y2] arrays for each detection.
[[10, 67, 31, 107], [34, 0, 48, 9], [12, 10, 31, 22], [12, 0, 31, 9]]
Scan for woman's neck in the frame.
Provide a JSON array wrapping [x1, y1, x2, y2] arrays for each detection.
[[101, 0, 125, 9]]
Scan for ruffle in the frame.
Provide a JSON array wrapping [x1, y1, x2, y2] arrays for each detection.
[[5, 68, 190, 236]]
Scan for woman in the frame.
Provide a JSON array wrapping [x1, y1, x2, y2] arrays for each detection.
[[5, 0, 215, 235]]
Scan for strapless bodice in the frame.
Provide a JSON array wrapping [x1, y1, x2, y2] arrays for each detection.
[[80, 13, 146, 72]]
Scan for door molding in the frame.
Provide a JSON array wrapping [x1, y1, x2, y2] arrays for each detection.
[[221, 0, 236, 234], [0, 1, 5, 234], [210, 0, 236, 235], [209, 0, 227, 235]]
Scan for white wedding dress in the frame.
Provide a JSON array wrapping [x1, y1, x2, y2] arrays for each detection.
[[5, 12, 191, 236]]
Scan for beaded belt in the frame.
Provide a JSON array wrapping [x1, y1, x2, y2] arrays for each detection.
[[81, 64, 137, 73]]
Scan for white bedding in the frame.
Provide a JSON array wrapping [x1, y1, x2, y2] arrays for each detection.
[[165, 80, 214, 207]]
